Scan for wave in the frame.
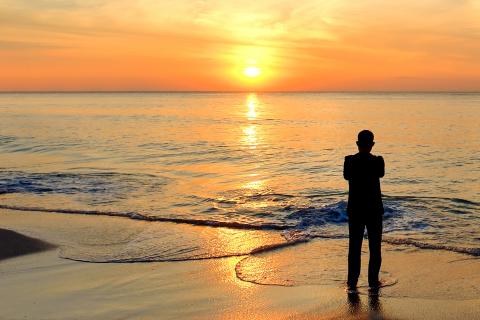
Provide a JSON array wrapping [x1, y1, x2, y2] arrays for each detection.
[[0, 135, 16, 145], [1, 169, 478, 260], [0, 171, 170, 196], [0, 197, 414, 232], [1, 201, 479, 258], [382, 237, 480, 256], [0, 204, 289, 230], [61, 238, 309, 264], [54, 219, 297, 263], [383, 194, 480, 207]]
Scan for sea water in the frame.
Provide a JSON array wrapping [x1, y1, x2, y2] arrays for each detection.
[[0, 92, 478, 263]]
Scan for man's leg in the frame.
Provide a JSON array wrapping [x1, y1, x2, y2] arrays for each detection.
[[347, 217, 365, 288], [366, 216, 383, 287]]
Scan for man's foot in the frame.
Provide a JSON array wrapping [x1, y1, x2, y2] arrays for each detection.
[[346, 284, 358, 294], [368, 280, 382, 289], [368, 286, 380, 296], [368, 280, 382, 296]]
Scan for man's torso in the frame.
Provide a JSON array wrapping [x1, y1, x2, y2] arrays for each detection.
[[344, 153, 384, 217]]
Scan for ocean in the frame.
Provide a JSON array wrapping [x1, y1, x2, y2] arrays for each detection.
[[0, 92, 479, 263]]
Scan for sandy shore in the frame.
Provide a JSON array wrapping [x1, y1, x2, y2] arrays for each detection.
[[1, 208, 479, 320]]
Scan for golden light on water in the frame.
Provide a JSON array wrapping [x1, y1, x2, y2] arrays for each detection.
[[242, 125, 257, 148], [246, 94, 258, 120], [242, 179, 264, 191], [242, 93, 260, 147]]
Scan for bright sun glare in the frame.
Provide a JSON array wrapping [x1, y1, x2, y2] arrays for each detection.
[[244, 66, 261, 78]]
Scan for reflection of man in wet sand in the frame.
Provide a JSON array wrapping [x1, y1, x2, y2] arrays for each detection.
[[344, 130, 385, 292]]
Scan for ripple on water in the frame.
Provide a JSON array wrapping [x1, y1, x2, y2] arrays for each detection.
[[59, 221, 290, 263], [235, 238, 480, 300], [235, 239, 397, 288]]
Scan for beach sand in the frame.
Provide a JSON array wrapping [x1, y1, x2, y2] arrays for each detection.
[[1, 208, 479, 320]]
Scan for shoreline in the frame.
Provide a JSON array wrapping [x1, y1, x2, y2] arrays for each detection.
[[1, 208, 480, 319]]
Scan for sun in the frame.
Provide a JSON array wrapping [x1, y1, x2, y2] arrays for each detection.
[[243, 66, 261, 78]]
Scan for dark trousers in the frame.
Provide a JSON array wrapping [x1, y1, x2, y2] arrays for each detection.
[[347, 215, 382, 287]]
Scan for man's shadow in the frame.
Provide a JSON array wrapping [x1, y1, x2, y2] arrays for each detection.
[[347, 289, 383, 319]]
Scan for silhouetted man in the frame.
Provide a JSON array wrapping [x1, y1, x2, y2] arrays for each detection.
[[344, 130, 384, 291]]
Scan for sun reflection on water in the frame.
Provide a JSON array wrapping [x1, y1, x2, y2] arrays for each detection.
[[246, 93, 258, 120], [212, 227, 281, 289], [242, 179, 264, 191], [242, 125, 258, 148], [242, 93, 261, 148]]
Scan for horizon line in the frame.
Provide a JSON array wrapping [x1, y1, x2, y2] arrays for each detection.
[[1, 90, 480, 94]]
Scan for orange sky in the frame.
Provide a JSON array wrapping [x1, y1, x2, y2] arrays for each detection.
[[1, 0, 479, 91]]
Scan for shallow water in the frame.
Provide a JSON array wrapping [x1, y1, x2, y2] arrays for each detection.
[[0, 92, 479, 262]]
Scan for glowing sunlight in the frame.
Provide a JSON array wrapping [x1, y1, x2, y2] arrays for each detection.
[[244, 66, 261, 78]]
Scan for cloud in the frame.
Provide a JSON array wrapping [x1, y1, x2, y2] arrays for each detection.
[[0, 40, 69, 50], [0, 0, 479, 90]]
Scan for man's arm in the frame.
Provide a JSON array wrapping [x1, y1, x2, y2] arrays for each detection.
[[377, 156, 385, 178], [343, 156, 352, 180]]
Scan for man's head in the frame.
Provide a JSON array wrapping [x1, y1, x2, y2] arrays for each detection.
[[356, 130, 375, 153]]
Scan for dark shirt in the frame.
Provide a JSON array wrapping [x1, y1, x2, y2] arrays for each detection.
[[344, 153, 385, 217]]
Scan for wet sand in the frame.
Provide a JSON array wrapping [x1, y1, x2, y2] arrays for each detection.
[[1, 209, 479, 320]]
